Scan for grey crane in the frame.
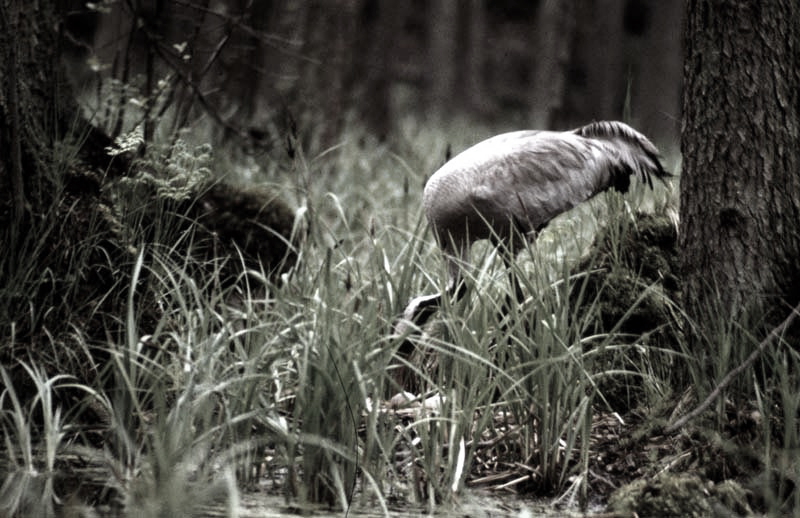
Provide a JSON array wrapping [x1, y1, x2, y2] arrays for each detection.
[[396, 120, 670, 336]]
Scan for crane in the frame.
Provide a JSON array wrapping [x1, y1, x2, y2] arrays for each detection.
[[396, 120, 670, 337]]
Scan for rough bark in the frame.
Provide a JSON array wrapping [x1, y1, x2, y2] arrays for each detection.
[[0, 2, 118, 349], [0, 4, 27, 242], [0, 1, 75, 225], [680, 0, 800, 325]]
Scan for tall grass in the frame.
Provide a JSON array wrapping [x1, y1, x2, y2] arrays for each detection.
[[760, 342, 800, 515], [0, 363, 74, 518], [12, 115, 799, 517]]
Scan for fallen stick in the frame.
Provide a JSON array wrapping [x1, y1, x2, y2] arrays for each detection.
[[665, 301, 800, 434]]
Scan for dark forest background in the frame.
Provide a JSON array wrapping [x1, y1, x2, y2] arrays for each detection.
[[62, 0, 682, 156]]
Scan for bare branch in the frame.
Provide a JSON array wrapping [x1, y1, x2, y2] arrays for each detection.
[[150, 40, 251, 141], [170, 0, 305, 53]]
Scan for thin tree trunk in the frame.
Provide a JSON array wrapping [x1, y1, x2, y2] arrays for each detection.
[[589, 0, 625, 122], [427, 0, 458, 120], [0, 2, 70, 208], [563, 0, 625, 127], [0, 4, 28, 246], [530, 0, 576, 129], [461, 0, 489, 115], [256, 0, 307, 125], [358, 0, 402, 141], [680, 0, 800, 325], [299, 0, 358, 150], [635, 0, 682, 146]]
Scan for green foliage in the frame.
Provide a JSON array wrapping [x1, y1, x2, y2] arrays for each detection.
[[115, 139, 212, 203], [90, 251, 275, 517]]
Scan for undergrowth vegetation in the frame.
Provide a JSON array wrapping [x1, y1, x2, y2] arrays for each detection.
[[1, 116, 799, 517]]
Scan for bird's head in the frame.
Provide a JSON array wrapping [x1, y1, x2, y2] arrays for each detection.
[[393, 293, 442, 338]]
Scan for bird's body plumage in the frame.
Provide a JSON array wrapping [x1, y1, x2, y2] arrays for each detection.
[[397, 121, 669, 337], [423, 122, 666, 262]]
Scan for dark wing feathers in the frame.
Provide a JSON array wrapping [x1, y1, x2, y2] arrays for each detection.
[[573, 121, 670, 189]]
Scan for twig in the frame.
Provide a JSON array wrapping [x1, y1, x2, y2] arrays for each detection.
[[466, 424, 521, 449], [150, 41, 250, 140], [494, 473, 531, 491], [665, 301, 800, 434], [171, 0, 307, 54]]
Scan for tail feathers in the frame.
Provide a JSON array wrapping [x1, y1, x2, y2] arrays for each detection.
[[573, 121, 670, 189]]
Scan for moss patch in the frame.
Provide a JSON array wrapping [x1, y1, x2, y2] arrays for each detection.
[[571, 212, 680, 338], [608, 473, 752, 518]]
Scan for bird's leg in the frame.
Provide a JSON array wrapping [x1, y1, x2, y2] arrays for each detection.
[[445, 271, 468, 302], [498, 246, 525, 329], [498, 224, 528, 309], [494, 223, 533, 340], [395, 247, 467, 344], [391, 250, 466, 395], [444, 247, 469, 303], [502, 250, 525, 307]]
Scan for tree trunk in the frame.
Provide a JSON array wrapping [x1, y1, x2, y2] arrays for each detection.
[[562, 0, 625, 128], [634, 0, 682, 147], [530, 0, 576, 129], [255, 0, 308, 127], [297, 0, 359, 150], [355, 0, 402, 141], [0, 1, 121, 350], [680, 0, 800, 326], [427, 0, 458, 120], [460, 0, 490, 116], [0, 2, 69, 228]]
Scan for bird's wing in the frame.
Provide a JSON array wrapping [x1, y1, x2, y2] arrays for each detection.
[[423, 125, 665, 241], [465, 132, 610, 232]]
